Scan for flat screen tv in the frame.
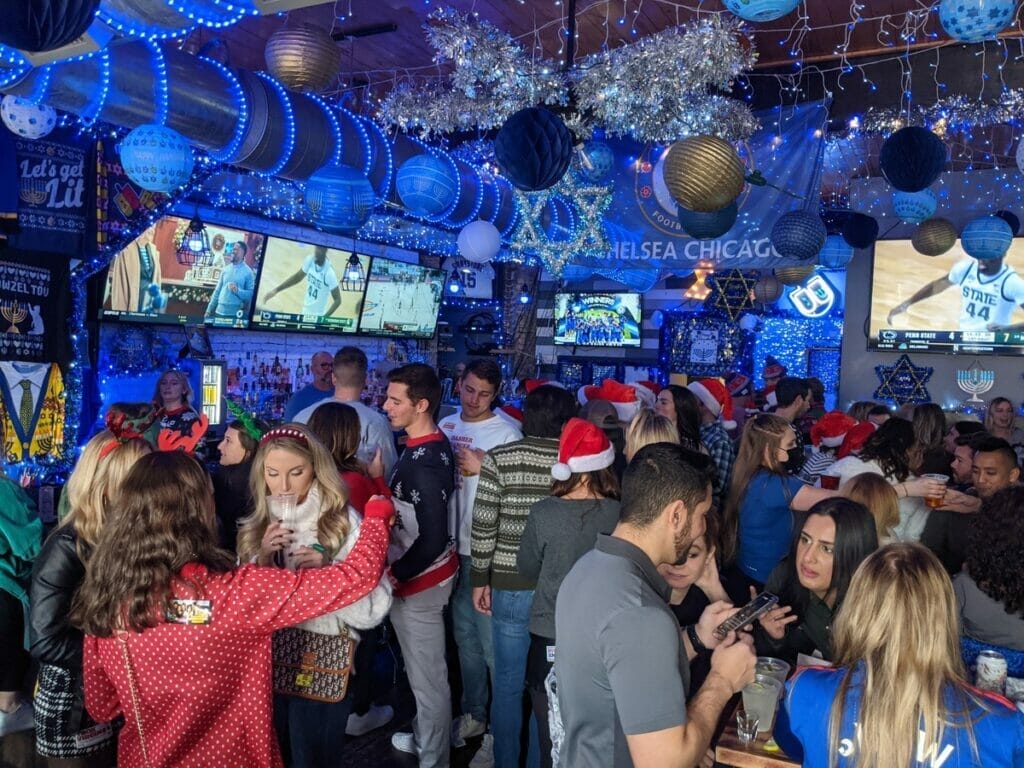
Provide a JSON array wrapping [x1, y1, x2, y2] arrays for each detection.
[[250, 237, 370, 333], [869, 238, 1024, 356], [553, 292, 643, 347], [358, 257, 444, 339], [100, 216, 266, 328]]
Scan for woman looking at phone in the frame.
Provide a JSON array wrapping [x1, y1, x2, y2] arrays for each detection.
[[774, 543, 1024, 767]]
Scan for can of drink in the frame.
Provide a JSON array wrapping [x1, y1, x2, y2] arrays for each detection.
[[976, 650, 1008, 694]]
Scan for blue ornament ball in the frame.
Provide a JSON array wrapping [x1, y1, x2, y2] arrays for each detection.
[[494, 107, 574, 191], [679, 203, 738, 240], [939, 0, 1016, 43], [879, 126, 947, 192], [771, 210, 827, 261], [305, 164, 376, 233], [818, 235, 855, 269], [892, 189, 937, 224], [395, 154, 458, 217], [960, 215, 1013, 261], [722, 0, 800, 22], [1, 95, 56, 139], [119, 124, 195, 193], [577, 141, 615, 182]]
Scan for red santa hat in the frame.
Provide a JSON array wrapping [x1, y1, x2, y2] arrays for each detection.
[[524, 379, 564, 394], [687, 378, 736, 430], [726, 371, 753, 398], [764, 382, 778, 409], [836, 421, 878, 459], [551, 418, 616, 481], [811, 411, 857, 449], [764, 356, 787, 381], [577, 379, 646, 422], [633, 380, 662, 397], [499, 405, 524, 423]]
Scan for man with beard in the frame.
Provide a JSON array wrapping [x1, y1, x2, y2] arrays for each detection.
[[554, 443, 756, 768]]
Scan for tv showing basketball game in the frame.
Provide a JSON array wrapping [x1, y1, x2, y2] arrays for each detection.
[[101, 215, 266, 328], [358, 257, 444, 339], [251, 237, 369, 333], [869, 237, 1024, 356], [553, 292, 643, 348]]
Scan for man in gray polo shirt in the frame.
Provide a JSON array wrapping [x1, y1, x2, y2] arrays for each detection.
[[555, 443, 756, 768]]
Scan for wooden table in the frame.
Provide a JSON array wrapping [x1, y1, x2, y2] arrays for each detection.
[[714, 706, 800, 768]]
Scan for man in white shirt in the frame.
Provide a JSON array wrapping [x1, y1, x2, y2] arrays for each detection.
[[293, 346, 397, 477], [438, 359, 521, 755]]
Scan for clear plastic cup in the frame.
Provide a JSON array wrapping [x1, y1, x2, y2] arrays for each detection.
[[742, 674, 783, 734], [922, 473, 949, 508], [269, 493, 298, 529], [756, 657, 791, 696]]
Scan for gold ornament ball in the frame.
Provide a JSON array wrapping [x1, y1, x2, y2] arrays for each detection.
[[265, 24, 340, 93], [912, 217, 958, 257], [774, 265, 815, 286], [752, 274, 782, 303], [662, 136, 745, 213]]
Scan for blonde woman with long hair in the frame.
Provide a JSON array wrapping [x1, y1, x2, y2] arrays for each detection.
[[236, 424, 391, 767], [624, 408, 680, 462], [774, 543, 1024, 767], [29, 426, 150, 761], [839, 472, 900, 543]]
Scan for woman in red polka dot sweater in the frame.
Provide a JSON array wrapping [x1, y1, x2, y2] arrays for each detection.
[[71, 449, 393, 768]]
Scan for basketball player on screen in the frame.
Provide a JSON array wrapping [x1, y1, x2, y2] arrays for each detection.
[[260, 244, 344, 319], [886, 252, 1024, 332]]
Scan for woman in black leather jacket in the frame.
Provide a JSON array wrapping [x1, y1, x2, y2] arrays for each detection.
[[29, 429, 149, 762]]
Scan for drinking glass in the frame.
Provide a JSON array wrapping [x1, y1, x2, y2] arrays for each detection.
[[756, 657, 791, 697], [269, 493, 298, 529], [736, 710, 759, 748], [742, 674, 783, 734], [922, 474, 949, 508]]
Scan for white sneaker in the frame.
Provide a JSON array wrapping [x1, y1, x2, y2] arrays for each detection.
[[452, 713, 487, 747], [391, 731, 419, 755], [0, 702, 34, 737], [468, 733, 494, 768], [346, 704, 394, 737]]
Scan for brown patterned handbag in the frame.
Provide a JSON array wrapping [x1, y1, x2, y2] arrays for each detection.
[[271, 627, 356, 703]]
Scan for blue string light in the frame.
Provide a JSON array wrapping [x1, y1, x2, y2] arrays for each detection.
[[335, 106, 373, 176], [445, 162, 484, 230], [84, 48, 112, 124], [0, 45, 30, 89], [253, 71, 295, 176], [306, 92, 343, 166], [96, 5, 196, 40], [165, 0, 254, 28], [148, 40, 170, 128], [361, 114, 394, 199], [201, 55, 248, 163], [26, 64, 53, 106]]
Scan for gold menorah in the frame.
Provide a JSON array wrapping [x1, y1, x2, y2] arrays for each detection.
[[20, 178, 47, 206], [1, 301, 26, 333]]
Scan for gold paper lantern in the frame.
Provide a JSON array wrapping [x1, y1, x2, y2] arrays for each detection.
[[752, 274, 782, 303], [265, 24, 340, 93], [662, 136, 745, 213], [912, 217, 958, 257], [773, 265, 815, 286]]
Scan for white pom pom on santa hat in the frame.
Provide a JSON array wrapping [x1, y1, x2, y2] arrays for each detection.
[[551, 417, 616, 481]]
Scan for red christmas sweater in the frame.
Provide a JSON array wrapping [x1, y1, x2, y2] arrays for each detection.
[[82, 505, 391, 768]]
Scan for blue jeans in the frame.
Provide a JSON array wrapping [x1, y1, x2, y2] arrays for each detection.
[[453, 555, 494, 723], [491, 588, 539, 768], [273, 692, 353, 768]]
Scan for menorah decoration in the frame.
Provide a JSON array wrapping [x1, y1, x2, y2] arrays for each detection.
[[957, 363, 995, 403], [1, 300, 27, 333]]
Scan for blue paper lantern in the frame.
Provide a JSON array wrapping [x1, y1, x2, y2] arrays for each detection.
[[118, 124, 194, 194], [892, 189, 937, 224], [679, 203, 738, 240], [395, 154, 458, 217], [879, 127, 947, 192], [494, 107, 574, 191], [939, 0, 1016, 43], [818, 235, 855, 269], [722, 0, 800, 22], [771, 210, 827, 262], [577, 141, 615, 182], [841, 213, 879, 249], [0, 0, 100, 52], [305, 164, 376, 233], [960, 215, 1013, 261]]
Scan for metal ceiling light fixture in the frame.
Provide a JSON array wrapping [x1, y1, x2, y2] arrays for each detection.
[[341, 253, 365, 291], [176, 211, 213, 266]]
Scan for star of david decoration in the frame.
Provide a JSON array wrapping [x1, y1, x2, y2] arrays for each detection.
[[706, 269, 758, 321], [509, 187, 554, 263], [873, 354, 933, 405]]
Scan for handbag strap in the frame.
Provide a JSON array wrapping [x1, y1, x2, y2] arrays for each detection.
[[118, 633, 153, 768]]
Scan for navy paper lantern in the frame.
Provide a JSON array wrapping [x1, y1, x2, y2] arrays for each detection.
[[722, 0, 800, 22], [305, 164, 376, 233], [842, 212, 880, 249], [396, 154, 458, 217], [679, 203, 738, 240], [818, 235, 854, 269], [880, 127, 947, 192], [771, 210, 827, 262], [960, 216, 1013, 261], [995, 209, 1021, 235], [119, 124, 194, 193], [494, 107, 574, 191], [939, 0, 1016, 44], [576, 141, 615, 182], [892, 189, 937, 224], [0, 0, 100, 52]]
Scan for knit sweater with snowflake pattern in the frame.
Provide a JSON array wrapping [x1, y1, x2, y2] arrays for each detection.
[[471, 436, 560, 591]]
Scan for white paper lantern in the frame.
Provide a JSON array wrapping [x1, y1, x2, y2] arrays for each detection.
[[1, 95, 56, 139], [457, 220, 501, 264]]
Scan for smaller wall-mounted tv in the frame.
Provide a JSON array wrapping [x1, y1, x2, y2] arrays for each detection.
[[251, 237, 370, 333], [100, 216, 266, 328], [553, 292, 643, 348], [358, 257, 444, 339]]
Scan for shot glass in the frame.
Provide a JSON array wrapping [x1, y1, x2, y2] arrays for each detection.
[[736, 710, 759, 748]]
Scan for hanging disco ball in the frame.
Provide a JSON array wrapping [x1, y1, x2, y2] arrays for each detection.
[[395, 154, 459, 217], [457, 220, 501, 264], [960, 215, 1013, 261], [939, 0, 1017, 44], [265, 24, 340, 93], [879, 127, 947, 192], [722, 0, 800, 22], [892, 189, 937, 224], [912, 218, 958, 257], [771, 210, 827, 261], [305, 164, 376, 233], [119, 124, 194, 193], [818, 235, 855, 269], [663, 135, 745, 212], [494, 107, 574, 191], [679, 203, 738, 240], [1, 95, 56, 139]]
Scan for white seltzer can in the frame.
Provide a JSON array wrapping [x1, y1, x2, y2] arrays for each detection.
[[976, 650, 1008, 694]]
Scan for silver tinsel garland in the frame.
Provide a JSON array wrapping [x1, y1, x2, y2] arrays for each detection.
[[852, 90, 1024, 137]]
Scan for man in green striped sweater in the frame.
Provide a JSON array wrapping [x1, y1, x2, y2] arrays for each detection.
[[470, 384, 580, 768]]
